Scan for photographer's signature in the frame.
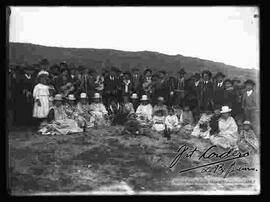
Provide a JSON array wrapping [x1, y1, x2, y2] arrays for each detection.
[[169, 144, 258, 178]]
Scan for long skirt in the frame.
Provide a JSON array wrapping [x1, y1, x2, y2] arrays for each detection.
[[38, 119, 83, 135], [210, 133, 238, 149], [33, 96, 50, 118]]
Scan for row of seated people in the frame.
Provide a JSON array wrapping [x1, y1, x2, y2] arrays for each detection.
[[38, 92, 258, 154]]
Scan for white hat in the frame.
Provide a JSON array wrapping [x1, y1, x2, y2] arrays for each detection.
[[220, 106, 232, 113], [54, 94, 63, 101], [243, 120, 251, 125], [93, 92, 102, 99], [130, 93, 138, 99], [37, 70, 49, 77], [157, 96, 165, 102], [80, 93, 88, 99], [68, 94, 76, 100], [140, 95, 149, 101]]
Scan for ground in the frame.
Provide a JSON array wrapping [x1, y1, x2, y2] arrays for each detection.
[[8, 126, 260, 195]]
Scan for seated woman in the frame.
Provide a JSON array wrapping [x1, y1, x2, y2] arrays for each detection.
[[179, 104, 195, 135], [153, 96, 168, 116], [191, 105, 213, 139], [210, 106, 239, 149], [136, 95, 153, 126], [89, 93, 110, 127], [237, 120, 258, 153], [130, 93, 139, 111], [38, 94, 83, 135], [152, 110, 166, 133], [209, 105, 221, 136], [76, 93, 95, 128]]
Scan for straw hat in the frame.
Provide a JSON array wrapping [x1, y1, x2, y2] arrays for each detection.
[[220, 106, 232, 113], [80, 93, 88, 99], [54, 94, 63, 101], [93, 92, 102, 99], [243, 120, 251, 125], [140, 95, 149, 101], [130, 93, 138, 99], [37, 70, 49, 77], [157, 96, 165, 102], [68, 94, 76, 100]]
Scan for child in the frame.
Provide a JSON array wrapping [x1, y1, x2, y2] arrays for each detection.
[[238, 121, 258, 153], [179, 104, 194, 136], [165, 107, 180, 132], [32, 71, 50, 127], [152, 110, 166, 132], [153, 96, 168, 116]]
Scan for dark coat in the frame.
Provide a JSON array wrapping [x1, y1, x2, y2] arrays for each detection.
[[223, 88, 239, 116], [198, 81, 214, 110], [213, 82, 225, 106]]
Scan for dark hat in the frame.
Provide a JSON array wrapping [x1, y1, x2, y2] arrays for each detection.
[[193, 73, 201, 79], [158, 70, 166, 75], [224, 79, 233, 85], [244, 79, 255, 86], [232, 77, 241, 83], [178, 68, 186, 74], [50, 64, 60, 71], [39, 58, 50, 65], [144, 68, 152, 75], [201, 70, 212, 78], [214, 72, 226, 78]]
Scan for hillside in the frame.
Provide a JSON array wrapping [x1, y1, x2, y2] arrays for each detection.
[[9, 42, 259, 81]]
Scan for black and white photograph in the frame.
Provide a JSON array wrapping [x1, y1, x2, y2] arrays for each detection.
[[6, 6, 260, 195]]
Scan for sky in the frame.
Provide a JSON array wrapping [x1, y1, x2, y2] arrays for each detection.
[[9, 6, 259, 69]]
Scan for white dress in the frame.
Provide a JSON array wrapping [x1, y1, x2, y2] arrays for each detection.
[[152, 115, 166, 131], [165, 115, 180, 130], [32, 83, 50, 118]]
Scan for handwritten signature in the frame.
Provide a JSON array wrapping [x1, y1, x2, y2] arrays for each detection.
[[169, 144, 257, 178]]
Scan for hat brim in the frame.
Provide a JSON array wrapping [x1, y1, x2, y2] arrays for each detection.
[[141, 98, 149, 101], [220, 109, 232, 113]]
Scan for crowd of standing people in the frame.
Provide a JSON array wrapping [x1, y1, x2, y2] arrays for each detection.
[[7, 59, 259, 152]]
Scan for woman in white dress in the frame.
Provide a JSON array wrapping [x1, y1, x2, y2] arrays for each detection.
[[136, 95, 153, 126], [32, 71, 50, 126], [210, 106, 239, 149]]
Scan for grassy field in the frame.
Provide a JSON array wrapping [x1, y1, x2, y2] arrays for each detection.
[[8, 126, 260, 195]]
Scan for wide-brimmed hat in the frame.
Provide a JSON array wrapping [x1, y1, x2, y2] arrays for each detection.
[[157, 96, 165, 102], [92, 92, 102, 99], [130, 93, 138, 99], [243, 120, 251, 125], [80, 93, 88, 99], [140, 95, 149, 101], [214, 72, 226, 78], [220, 106, 232, 113], [68, 94, 76, 100], [244, 79, 255, 86], [54, 94, 63, 101], [178, 68, 186, 75], [37, 70, 49, 77]]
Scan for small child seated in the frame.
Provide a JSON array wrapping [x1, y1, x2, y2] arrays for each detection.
[[179, 104, 194, 136], [165, 107, 181, 132], [152, 110, 166, 132], [238, 121, 258, 153]]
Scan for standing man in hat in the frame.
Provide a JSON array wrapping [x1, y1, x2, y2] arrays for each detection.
[[131, 68, 143, 96], [18, 65, 36, 126], [173, 68, 188, 107], [242, 79, 259, 133], [199, 70, 214, 112], [213, 72, 226, 106], [103, 68, 119, 108]]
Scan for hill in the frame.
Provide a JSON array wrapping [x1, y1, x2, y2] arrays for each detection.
[[9, 42, 259, 81]]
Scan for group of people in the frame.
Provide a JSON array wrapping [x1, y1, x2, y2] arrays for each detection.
[[7, 60, 259, 152]]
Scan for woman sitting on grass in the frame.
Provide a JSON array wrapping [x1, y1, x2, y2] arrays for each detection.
[[210, 106, 239, 149], [89, 93, 110, 127], [76, 93, 95, 129], [237, 120, 258, 153], [136, 95, 153, 126], [38, 94, 83, 135], [191, 105, 213, 139], [153, 96, 168, 117]]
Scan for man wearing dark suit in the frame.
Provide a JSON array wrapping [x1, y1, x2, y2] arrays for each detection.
[[131, 68, 142, 96], [103, 69, 119, 108], [174, 68, 188, 107], [199, 70, 214, 112], [213, 72, 226, 106]]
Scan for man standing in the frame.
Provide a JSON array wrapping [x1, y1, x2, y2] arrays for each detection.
[[213, 72, 226, 106], [131, 68, 142, 96], [199, 70, 214, 112], [174, 68, 187, 107]]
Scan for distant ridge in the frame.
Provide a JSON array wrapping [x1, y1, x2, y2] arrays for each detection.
[[9, 42, 258, 81]]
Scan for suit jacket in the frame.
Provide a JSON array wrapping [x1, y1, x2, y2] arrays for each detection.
[[242, 90, 258, 110], [213, 82, 225, 105], [198, 81, 214, 109], [104, 76, 119, 94], [131, 75, 142, 93]]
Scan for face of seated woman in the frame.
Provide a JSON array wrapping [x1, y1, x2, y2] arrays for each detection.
[[221, 112, 230, 120]]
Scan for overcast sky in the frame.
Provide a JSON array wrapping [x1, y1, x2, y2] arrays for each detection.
[[9, 6, 259, 69]]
